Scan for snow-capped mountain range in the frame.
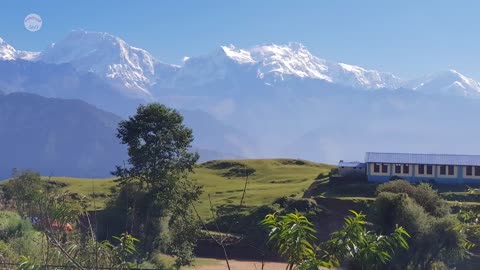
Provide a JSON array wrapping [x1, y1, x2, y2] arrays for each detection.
[[4, 30, 480, 174], [406, 69, 480, 96], [2, 30, 480, 97], [0, 37, 39, 61], [38, 31, 179, 97], [218, 43, 403, 89]]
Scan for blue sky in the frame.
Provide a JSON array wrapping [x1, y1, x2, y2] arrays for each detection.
[[1, 0, 480, 79]]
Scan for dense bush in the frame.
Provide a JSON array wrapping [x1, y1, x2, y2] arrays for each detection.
[[0, 210, 38, 264], [222, 167, 256, 177], [0, 211, 32, 241], [377, 180, 450, 217], [374, 181, 472, 269]]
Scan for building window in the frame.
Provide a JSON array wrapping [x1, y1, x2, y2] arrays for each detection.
[[418, 164, 425, 175], [373, 163, 380, 173], [440, 165, 446, 175], [394, 164, 401, 174], [475, 166, 480, 176], [447, 165, 455, 176], [427, 165, 433, 175], [403, 164, 409, 174], [381, 164, 388, 173], [466, 166, 473, 176]]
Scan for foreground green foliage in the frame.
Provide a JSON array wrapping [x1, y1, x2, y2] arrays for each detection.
[[262, 211, 410, 270], [261, 212, 318, 269], [0, 170, 145, 269], [324, 210, 410, 270]]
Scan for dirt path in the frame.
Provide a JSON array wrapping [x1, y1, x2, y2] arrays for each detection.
[[185, 259, 288, 270]]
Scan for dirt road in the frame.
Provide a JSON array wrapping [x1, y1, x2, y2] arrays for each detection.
[[185, 259, 288, 270]]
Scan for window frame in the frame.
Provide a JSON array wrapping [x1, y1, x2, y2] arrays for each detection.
[[403, 164, 410, 174], [426, 165, 433, 175], [439, 165, 446, 175], [475, 166, 480, 177], [381, 163, 388, 173], [394, 164, 402, 174], [418, 164, 425, 175], [466, 166, 473, 176], [373, 163, 380, 173], [447, 165, 455, 176]]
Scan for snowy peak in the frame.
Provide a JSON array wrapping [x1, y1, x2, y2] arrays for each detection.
[[0, 37, 17, 60], [185, 42, 403, 89], [220, 45, 255, 64], [0, 37, 39, 61], [250, 43, 332, 81], [39, 30, 176, 96], [407, 69, 480, 96]]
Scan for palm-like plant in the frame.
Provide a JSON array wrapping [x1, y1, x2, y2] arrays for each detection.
[[102, 233, 140, 269], [261, 211, 318, 270], [262, 210, 410, 270], [325, 210, 410, 269]]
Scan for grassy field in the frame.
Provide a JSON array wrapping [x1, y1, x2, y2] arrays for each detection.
[[192, 159, 333, 218], [27, 159, 334, 218], [8, 159, 480, 217], [41, 176, 117, 209]]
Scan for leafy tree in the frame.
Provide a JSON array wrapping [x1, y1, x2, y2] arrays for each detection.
[[110, 103, 202, 266], [113, 103, 199, 188]]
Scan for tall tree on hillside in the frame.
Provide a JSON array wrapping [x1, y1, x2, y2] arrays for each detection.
[[110, 103, 202, 266]]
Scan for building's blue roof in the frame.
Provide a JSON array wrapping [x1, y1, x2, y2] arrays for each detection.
[[365, 152, 480, 166], [338, 161, 365, 167]]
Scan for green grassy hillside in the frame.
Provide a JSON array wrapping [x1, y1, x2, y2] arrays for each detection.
[[193, 159, 333, 218], [21, 159, 333, 218]]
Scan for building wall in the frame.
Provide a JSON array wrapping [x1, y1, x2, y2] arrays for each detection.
[[366, 163, 480, 184], [339, 166, 365, 177]]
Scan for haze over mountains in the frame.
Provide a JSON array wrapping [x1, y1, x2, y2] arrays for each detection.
[[2, 30, 480, 177]]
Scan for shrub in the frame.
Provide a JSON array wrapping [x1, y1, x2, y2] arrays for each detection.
[[0, 240, 15, 262], [0, 211, 33, 240], [389, 175, 404, 181], [222, 167, 256, 177], [375, 185, 471, 269], [203, 161, 244, 170], [377, 180, 417, 195], [8, 230, 44, 261], [377, 180, 449, 217]]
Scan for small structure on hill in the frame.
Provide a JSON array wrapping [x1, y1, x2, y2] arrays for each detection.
[[338, 160, 366, 177]]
